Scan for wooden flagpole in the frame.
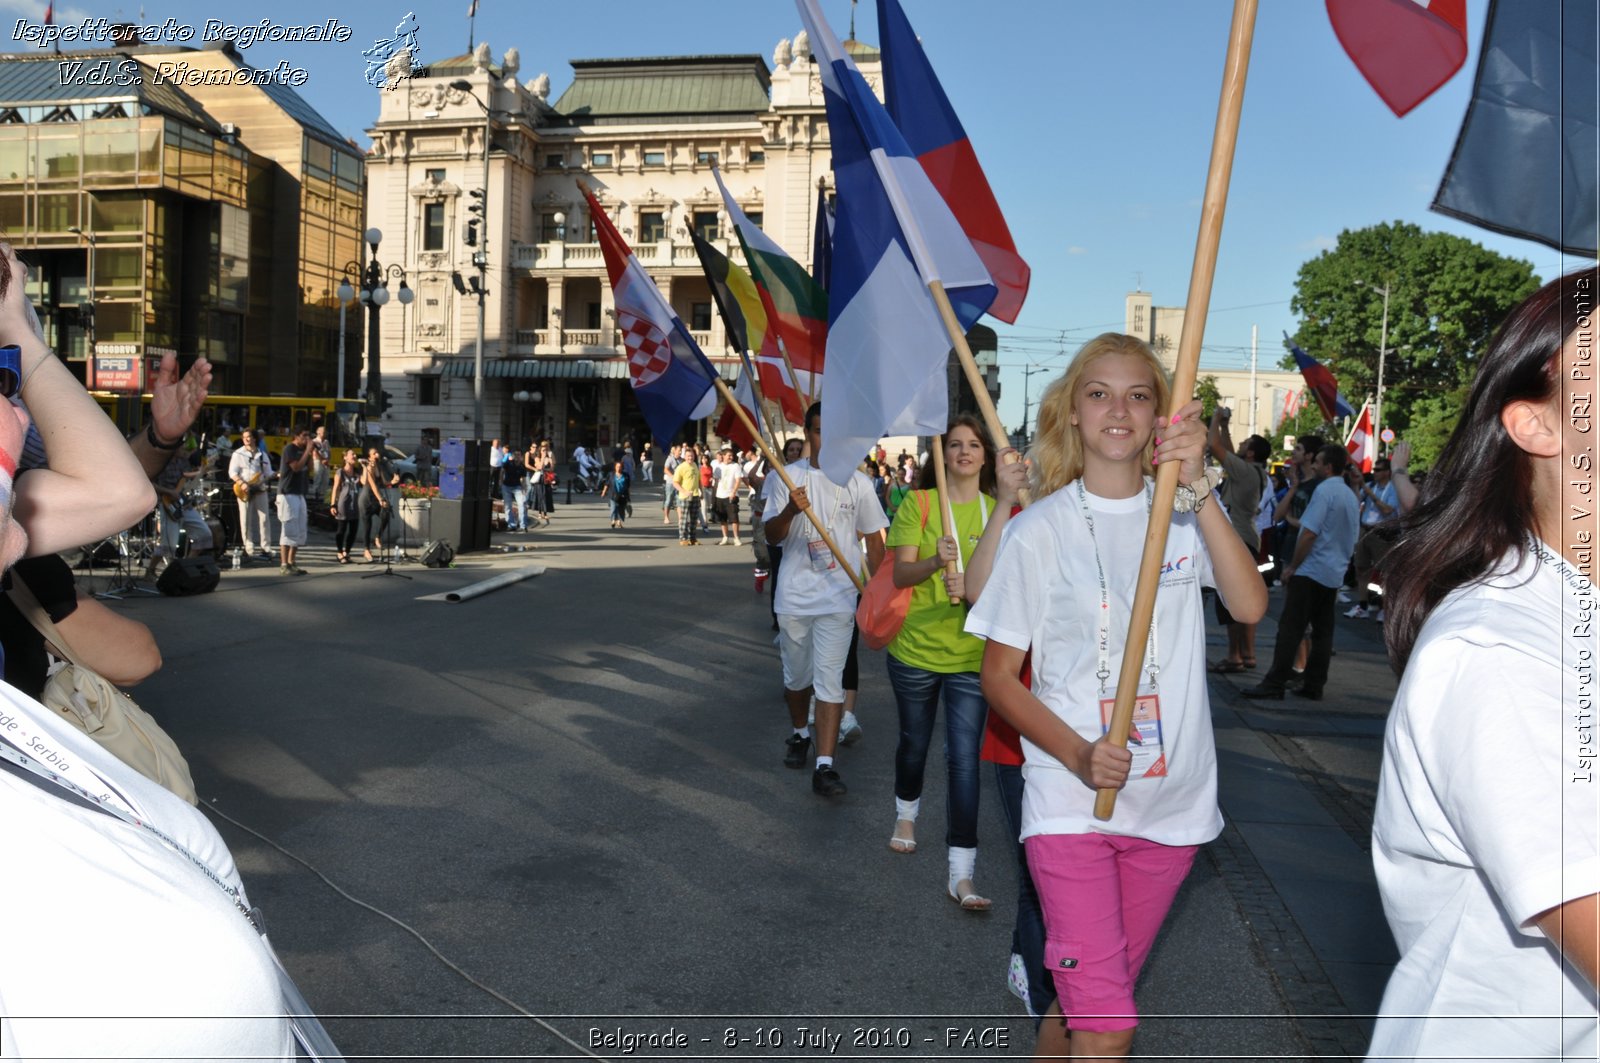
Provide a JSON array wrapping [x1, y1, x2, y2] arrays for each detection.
[[777, 338, 813, 414], [926, 281, 1031, 506], [928, 434, 961, 605], [1095, 0, 1258, 822], [736, 348, 787, 452], [712, 375, 864, 591]]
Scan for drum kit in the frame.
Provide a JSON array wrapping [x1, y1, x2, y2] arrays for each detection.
[[83, 476, 232, 599]]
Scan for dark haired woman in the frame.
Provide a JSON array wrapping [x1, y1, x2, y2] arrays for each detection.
[[1368, 269, 1598, 1061], [330, 449, 363, 562]]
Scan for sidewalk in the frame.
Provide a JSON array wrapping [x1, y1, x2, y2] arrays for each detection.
[[1202, 581, 1398, 1057]]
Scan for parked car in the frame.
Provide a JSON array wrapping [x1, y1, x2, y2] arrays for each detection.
[[385, 445, 420, 483]]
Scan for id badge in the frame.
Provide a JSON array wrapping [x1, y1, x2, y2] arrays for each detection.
[[1098, 686, 1167, 779], [806, 537, 836, 573]]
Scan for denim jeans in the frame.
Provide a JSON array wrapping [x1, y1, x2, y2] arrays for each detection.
[[501, 484, 527, 530], [886, 654, 987, 849], [995, 762, 1054, 1024]]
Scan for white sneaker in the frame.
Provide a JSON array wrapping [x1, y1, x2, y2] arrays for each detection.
[[839, 711, 863, 746], [1345, 604, 1369, 619], [1337, 589, 1353, 603]]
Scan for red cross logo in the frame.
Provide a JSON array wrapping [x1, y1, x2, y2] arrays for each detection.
[[618, 311, 672, 387]]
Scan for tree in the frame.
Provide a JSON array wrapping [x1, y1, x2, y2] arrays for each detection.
[[1195, 374, 1221, 420], [1287, 221, 1539, 468]]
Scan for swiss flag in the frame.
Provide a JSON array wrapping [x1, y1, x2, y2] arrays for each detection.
[[1326, 0, 1469, 116], [1346, 403, 1376, 474]]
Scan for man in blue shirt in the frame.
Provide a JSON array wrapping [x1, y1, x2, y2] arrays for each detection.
[[1242, 444, 1362, 701]]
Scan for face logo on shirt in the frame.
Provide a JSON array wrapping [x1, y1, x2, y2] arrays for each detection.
[[1159, 554, 1195, 589]]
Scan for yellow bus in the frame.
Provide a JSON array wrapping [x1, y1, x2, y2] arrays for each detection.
[[91, 393, 369, 460]]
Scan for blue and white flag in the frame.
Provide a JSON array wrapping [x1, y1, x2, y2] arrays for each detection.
[[796, 0, 995, 485]]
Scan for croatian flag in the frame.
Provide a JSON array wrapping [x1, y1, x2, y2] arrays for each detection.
[[1285, 333, 1356, 422], [1345, 401, 1376, 473], [878, 0, 1030, 323], [583, 187, 717, 444], [796, 0, 996, 485], [1326, 0, 1469, 116]]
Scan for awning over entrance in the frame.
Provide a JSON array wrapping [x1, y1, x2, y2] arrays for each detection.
[[430, 358, 740, 382]]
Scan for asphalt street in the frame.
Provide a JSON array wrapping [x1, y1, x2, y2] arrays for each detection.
[[84, 486, 1401, 1061]]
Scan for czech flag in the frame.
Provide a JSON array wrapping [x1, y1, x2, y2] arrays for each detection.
[[584, 187, 717, 445], [1286, 333, 1355, 423], [878, 0, 1030, 322]]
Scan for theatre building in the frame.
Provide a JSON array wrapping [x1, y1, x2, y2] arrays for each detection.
[[0, 36, 363, 397], [363, 31, 872, 454]]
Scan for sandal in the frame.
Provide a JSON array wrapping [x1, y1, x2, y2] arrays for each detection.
[[1207, 659, 1247, 674], [888, 819, 917, 855], [948, 879, 992, 911], [336, 552, 348, 564], [362, 550, 373, 563], [1241, 657, 1257, 669]]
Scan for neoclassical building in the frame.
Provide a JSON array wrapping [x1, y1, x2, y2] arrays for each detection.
[[363, 31, 875, 453]]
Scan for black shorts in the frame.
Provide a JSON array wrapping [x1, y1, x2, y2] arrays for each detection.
[[712, 496, 740, 524]]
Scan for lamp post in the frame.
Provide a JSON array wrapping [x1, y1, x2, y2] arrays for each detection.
[[1357, 279, 1392, 447], [357, 228, 414, 425], [336, 266, 360, 400], [450, 78, 503, 440]]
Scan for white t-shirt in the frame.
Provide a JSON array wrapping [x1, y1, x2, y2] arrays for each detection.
[[715, 460, 742, 500], [0, 683, 295, 1059], [1368, 543, 1600, 1062], [763, 459, 888, 616], [964, 480, 1224, 846]]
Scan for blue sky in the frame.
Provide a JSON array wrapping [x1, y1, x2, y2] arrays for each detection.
[[3, 0, 1585, 433]]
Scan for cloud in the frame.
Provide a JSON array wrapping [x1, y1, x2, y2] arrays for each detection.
[[1066, 246, 1088, 255], [1298, 235, 1337, 252]]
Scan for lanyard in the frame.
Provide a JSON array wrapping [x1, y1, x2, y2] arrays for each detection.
[[1075, 481, 1160, 693], [799, 463, 844, 543]]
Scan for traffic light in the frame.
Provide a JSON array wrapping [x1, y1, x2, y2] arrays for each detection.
[[376, 390, 393, 415], [465, 188, 485, 247]]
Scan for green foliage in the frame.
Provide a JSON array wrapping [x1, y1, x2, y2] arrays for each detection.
[[1286, 222, 1539, 462], [1195, 374, 1221, 420]]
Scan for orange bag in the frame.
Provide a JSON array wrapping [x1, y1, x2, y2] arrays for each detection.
[[855, 490, 930, 651]]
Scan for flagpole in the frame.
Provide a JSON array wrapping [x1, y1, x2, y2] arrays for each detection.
[[737, 348, 787, 451], [925, 281, 1030, 506], [778, 338, 813, 413], [712, 375, 863, 590], [1095, 0, 1258, 823], [928, 435, 960, 606]]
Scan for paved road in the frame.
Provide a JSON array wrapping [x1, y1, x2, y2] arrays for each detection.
[[88, 489, 1399, 1060]]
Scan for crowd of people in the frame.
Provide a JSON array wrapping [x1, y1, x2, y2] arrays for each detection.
[[0, 219, 1590, 1059]]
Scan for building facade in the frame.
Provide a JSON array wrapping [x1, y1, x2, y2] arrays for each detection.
[[0, 38, 363, 397], [364, 32, 895, 456]]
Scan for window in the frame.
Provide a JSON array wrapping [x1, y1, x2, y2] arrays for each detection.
[[640, 211, 665, 242], [590, 151, 612, 167], [425, 167, 445, 183], [745, 211, 763, 230], [418, 376, 441, 406], [749, 150, 765, 164], [692, 211, 719, 241], [696, 150, 718, 166], [578, 214, 597, 243], [691, 302, 712, 331], [643, 150, 666, 166], [540, 211, 564, 242], [423, 202, 445, 250], [544, 153, 565, 169], [586, 303, 602, 329]]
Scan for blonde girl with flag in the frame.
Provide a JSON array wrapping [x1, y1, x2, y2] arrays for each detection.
[[967, 333, 1265, 1058]]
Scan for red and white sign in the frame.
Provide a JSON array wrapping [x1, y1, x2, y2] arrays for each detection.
[[91, 355, 145, 393]]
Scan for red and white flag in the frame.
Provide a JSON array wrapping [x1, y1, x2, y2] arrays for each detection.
[[1281, 388, 1304, 426], [1326, 0, 1469, 116], [1345, 402, 1376, 473]]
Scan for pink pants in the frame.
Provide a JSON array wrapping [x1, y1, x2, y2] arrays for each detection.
[[1024, 832, 1197, 1032]]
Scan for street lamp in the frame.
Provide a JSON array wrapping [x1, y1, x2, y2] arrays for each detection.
[[336, 268, 360, 400], [1357, 279, 1392, 448], [450, 78, 503, 440], [357, 227, 414, 422]]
